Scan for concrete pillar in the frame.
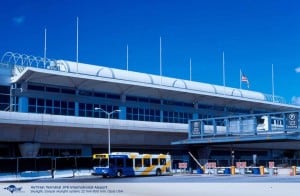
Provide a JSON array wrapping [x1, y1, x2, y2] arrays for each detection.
[[19, 143, 40, 157]]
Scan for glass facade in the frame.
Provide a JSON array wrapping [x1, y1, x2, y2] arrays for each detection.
[[163, 111, 192, 124], [7, 82, 254, 124], [0, 85, 10, 111], [126, 107, 161, 122], [28, 98, 75, 116]]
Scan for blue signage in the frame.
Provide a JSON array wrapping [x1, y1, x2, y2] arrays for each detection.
[[285, 112, 298, 129], [191, 121, 201, 136]]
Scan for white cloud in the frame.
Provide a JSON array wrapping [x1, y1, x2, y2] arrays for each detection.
[[292, 96, 300, 105], [12, 16, 25, 25], [295, 67, 300, 73]]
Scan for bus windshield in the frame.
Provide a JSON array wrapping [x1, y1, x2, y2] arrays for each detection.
[[93, 157, 108, 167]]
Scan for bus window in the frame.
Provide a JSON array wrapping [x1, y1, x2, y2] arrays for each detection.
[[93, 157, 108, 167], [152, 158, 158, 166], [160, 158, 166, 165], [135, 158, 142, 167], [144, 158, 150, 167], [109, 158, 115, 167], [116, 158, 124, 167], [126, 158, 133, 167]]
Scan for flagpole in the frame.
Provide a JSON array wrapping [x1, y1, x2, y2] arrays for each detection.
[[76, 16, 79, 73], [240, 69, 242, 89], [160, 36, 162, 85], [222, 51, 225, 87], [272, 64, 274, 102], [222, 51, 226, 94], [126, 44, 128, 71], [43, 28, 47, 68], [189, 58, 192, 81]]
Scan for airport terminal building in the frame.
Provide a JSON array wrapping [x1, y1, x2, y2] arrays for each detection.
[[1, 52, 300, 164]]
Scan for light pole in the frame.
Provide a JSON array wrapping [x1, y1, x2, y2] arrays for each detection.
[[94, 107, 121, 154]]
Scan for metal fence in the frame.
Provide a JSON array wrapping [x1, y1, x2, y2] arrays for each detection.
[[0, 156, 93, 174], [197, 159, 300, 168]]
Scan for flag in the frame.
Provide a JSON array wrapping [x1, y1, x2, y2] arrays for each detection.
[[240, 70, 249, 88]]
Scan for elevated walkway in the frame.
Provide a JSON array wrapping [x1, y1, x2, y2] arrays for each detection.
[[172, 111, 300, 145]]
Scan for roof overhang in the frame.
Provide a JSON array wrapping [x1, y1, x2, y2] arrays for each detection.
[[12, 67, 300, 112]]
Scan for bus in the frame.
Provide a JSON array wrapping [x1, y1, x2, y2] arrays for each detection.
[[92, 152, 172, 178]]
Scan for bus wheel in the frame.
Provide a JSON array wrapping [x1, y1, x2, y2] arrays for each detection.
[[103, 174, 107, 178], [156, 169, 162, 176], [116, 170, 122, 177]]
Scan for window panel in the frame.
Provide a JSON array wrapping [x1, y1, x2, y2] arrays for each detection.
[[143, 158, 150, 167]]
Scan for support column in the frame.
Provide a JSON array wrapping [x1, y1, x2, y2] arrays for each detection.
[[75, 89, 79, 116], [119, 94, 127, 120], [193, 102, 199, 119], [18, 83, 28, 112], [160, 99, 164, 122], [18, 96, 28, 112]]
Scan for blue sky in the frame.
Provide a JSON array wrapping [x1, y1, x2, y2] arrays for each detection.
[[1, 0, 300, 104]]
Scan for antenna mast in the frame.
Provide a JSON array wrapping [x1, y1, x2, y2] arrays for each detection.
[[43, 28, 47, 68]]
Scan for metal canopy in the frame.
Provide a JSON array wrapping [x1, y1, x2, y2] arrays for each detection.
[[12, 68, 300, 112]]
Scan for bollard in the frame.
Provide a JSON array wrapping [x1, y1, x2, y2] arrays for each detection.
[[291, 166, 297, 176], [231, 166, 235, 175], [259, 166, 264, 175], [201, 166, 205, 174]]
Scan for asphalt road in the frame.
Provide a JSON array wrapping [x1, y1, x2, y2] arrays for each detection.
[[36, 174, 300, 183], [3, 174, 299, 196]]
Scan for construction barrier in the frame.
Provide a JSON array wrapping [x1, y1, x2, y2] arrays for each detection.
[[252, 167, 260, 175], [231, 166, 235, 175], [224, 167, 231, 174], [197, 168, 203, 174]]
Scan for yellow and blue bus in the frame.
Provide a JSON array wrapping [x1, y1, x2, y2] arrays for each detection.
[[92, 152, 172, 177]]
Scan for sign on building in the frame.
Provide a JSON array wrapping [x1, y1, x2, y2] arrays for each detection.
[[268, 161, 275, 168], [207, 162, 216, 168], [178, 162, 188, 169], [236, 162, 247, 168], [285, 112, 298, 129], [191, 121, 200, 136]]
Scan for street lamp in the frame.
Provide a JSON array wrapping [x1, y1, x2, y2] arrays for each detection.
[[94, 107, 121, 154]]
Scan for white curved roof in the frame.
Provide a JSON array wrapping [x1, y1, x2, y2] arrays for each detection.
[[55, 60, 267, 101]]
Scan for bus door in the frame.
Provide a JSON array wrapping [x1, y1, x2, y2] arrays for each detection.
[[123, 157, 135, 176], [109, 156, 130, 177]]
